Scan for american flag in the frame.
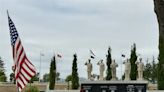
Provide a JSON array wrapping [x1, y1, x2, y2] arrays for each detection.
[[8, 13, 36, 91]]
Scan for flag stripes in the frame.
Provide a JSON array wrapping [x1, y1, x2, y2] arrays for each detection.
[[8, 12, 36, 91]]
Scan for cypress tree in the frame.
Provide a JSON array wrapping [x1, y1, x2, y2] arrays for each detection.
[[106, 47, 112, 80], [71, 54, 79, 89], [0, 57, 7, 82], [152, 56, 157, 83], [130, 43, 137, 80], [157, 36, 164, 89], [154, 0, 164, 89], [49, 55, 56, 90], [143, 59, 152, 81]]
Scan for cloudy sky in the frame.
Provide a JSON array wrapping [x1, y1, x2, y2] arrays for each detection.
[[0, 0, 159, 80]]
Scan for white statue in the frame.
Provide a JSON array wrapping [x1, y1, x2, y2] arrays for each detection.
[[85, 59, 93, 80], [110, 59, 118, 80], [123, 59, 131, 81], [135, 58, 144, 80], [97, 59, 105, 80]]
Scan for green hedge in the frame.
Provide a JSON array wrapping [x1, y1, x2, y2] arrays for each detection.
[[25, 85, 39, 92]]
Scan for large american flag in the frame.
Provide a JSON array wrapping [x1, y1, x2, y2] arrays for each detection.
[[8, 13, 36, 91]]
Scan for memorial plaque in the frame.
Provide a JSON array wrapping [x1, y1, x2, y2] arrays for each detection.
[[81, 81, 148, 92]]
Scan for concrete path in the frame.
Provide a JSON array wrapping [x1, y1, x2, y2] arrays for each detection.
[[46, 90, 79, 92], [46, 90, 164, 92]]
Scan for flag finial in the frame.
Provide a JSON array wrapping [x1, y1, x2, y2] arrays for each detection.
[[7, 10, 9, 17]]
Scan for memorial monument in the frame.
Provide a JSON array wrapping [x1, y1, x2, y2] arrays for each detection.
[[110, 59, 118, 80], [97, 59, 105, 80], [82, 57, 148, 92], [123, 59, 131, 81], [135, 58, 144, 80], [85, 59, 93, 80]]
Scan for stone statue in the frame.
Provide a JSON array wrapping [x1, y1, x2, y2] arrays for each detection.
[[110, 59, 118, 80], [123, 59, 131, 81], [97, 59, 105, 80], [85, 59, 92, 80], [135, 58, 144, 80]]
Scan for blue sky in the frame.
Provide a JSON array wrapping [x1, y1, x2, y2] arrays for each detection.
[[0, 0, 159, 80]]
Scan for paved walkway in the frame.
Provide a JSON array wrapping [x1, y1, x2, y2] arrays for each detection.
[[46, 90, 164, 92], [46, 90, 79, 92]]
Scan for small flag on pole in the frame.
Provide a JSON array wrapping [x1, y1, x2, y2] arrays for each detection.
[[90, 55, 95, 59], [121, 54, 125, 57], [40, 53, 44, 56], [90, 50, 95, 59], [7, 11, 36, 92], [57, 54, 62, 58]]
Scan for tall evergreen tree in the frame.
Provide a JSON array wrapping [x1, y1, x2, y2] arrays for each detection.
[[130, 43, 137, 80], [154, 0, 164, 89], [49, 55, 56, 90], [152, 56, 157, 83], [10, 73, 15, 83], [0, 57, 7, 82], [143, 59, 152, 81], [106, 47, 112, 80], [71, 54, 79, 89], [143, 58, 158, 83]]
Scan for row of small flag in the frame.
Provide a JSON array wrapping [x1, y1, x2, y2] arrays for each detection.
[[40, 53, 62, 58], [90, 50, 126, 59]]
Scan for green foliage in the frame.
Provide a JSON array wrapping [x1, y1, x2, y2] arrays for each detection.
[[0, 57, 5, 72], [56, 72, 60, 80], [30, 73, 39, 83], [152, 57, 157, 83], [143, 58, 157, 83], [65, 75, 72, 82], [158, 36, 164, 89], [43, 72, 60, 82], [143, 60, 152, 81], [153, 0, 164, 89], [0, 75, 7, 82], [0, 57, 6, 82], [71, 54, 79, 89], [122, 73, 125, 80], [10, 73, 15, 84], [106, 47, 112, 80], [130, 43, 137, 80], [43, 73, 49, 82], [49, 55, 56, 90], [25, 85, 39, 92]]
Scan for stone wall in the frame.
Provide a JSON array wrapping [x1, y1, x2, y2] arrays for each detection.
[[0, 82, 162, 92], [0, 83, 17, 92], [0, 82, 68, 92]]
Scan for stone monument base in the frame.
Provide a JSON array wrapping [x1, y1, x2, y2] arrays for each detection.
[[80, 80, 148, 92]]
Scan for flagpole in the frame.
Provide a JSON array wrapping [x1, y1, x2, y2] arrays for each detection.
[[121, 55, 123, 80], [39, 52, 43, 82], [7, 11, 19, 92], [16, 83, 20, 92], [39, 52, 41, 82], [17, 88, 19, 92], [121, 54, 125, 80], [7, 10, 9, 17]]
